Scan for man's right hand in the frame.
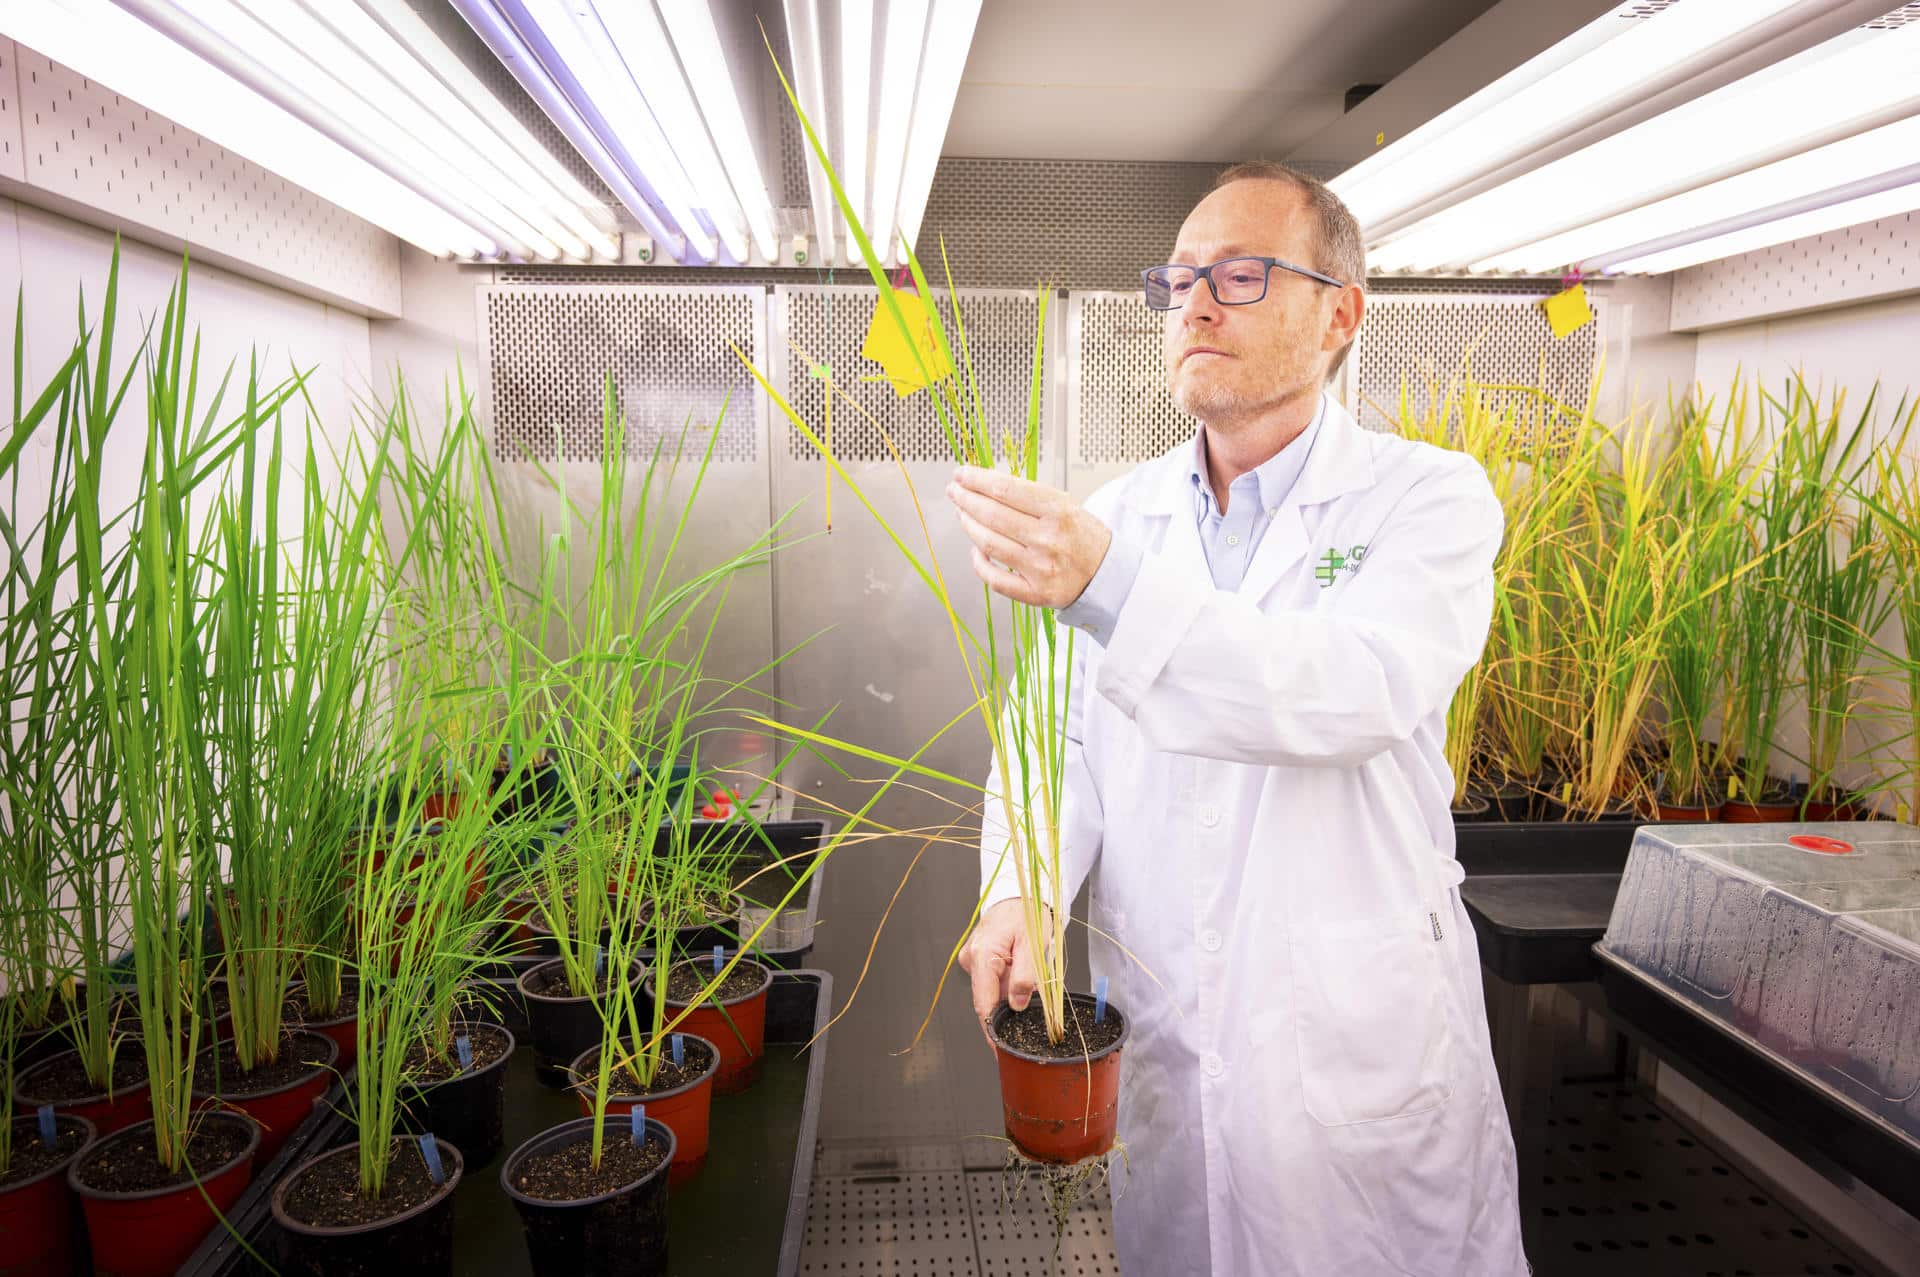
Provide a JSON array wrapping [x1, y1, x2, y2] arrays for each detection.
[[958, 898, 1049, 1045]]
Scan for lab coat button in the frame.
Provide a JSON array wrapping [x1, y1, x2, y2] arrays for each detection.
[[1199, 804, 1220, 827], [1200, 929, 1222, 953], [1201, 1052, 1225, 1078]]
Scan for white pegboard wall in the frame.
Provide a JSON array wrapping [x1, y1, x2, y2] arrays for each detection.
[[1350, 293, 1606, 435], [1, 42, 401, 315], [1668, 211, 1918, 332], [1069, 291, 1193, 466], [479, 284, 766, 464], [774, 286, 1057, 466]]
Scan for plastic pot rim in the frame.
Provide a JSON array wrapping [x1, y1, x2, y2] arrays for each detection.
[[14, 1047, 150, 1111], [653, 955, 774, 1010], [285, 978, 360, 1030], [989, 992, 1130, 1067], [408, 1022, 518, 1095], [269, 1136, 465, 1239], [66, 1110, 260, 1204], [516, 957, 643, 1007], [497, 1115, 676, 1210], [566, 1033, 719, 1106], [0, 1113, 97, 1195], [189, 1028, 339, 1103]]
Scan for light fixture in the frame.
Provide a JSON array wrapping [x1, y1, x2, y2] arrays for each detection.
[[1364, 15, 1920, 274], [1605, 179, 1920, 275], [2, 0, 497, 258], [1333, 0, 1817, 235], [894, 0, 979, 262], [1469, 115, 1920, 274], [781, 0, 837, 268], [869, 0, 929, 266]]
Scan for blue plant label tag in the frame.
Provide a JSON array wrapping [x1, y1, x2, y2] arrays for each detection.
[[455, 1035, 473, 1071], [419, 1133, 446, 1184], [713, 945, 724, 974], [671, 1034, 684, 1067], [37, 1104, 57, 1147], [1094, 976, 1110, 1025], [630, 1104, 646, 1146], [595, 946, 605, 977]]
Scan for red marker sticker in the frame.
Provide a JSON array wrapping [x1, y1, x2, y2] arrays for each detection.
[[1788, 834, 1855, 855]]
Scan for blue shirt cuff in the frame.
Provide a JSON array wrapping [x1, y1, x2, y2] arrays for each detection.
[[1059, 533, 1142, 641]]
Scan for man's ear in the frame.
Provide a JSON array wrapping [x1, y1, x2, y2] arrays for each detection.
[[1324, 283, 1365, 357]]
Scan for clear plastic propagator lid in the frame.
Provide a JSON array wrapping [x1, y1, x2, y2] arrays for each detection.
[[1599, 822, 1920, 1149]]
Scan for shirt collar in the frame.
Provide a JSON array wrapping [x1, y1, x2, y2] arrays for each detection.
[[1187, 391, 1328, 517]]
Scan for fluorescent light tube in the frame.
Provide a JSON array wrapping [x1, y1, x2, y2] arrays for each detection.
[[1333, 0, 1813, 233], [1607, 179, 1920, 274], [868, 0, 928, 264], [781, 0, 836, 265], [838, 1, 872, 267], [5, 0, 492, 256], [1367, 18, 1920, 273], [1471, 114, 1920, 273], [658, 1, 780, 263], [895, 0, 978, 260]]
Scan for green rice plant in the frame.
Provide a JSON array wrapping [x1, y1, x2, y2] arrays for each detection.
[[1786, 385, 1913, 806], [1855, 447, 1920, 821], [69, 251, 286, 1171]]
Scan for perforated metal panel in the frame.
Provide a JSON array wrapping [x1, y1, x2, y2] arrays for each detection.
[[1865, 2, 1920, 29], [0, 41, 24, 183], [800, 1170, 1120, 1276], [1667, 210, 1918, 332], [478, 284, 766, 463], [1349, 293, 1606, 433], [1067, 291, 1191, 468], [4, 42, 402, 314], [772, 286, 1057, 464]]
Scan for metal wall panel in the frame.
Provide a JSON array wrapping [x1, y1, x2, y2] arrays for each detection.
[[1670, 210, 1920, 332]]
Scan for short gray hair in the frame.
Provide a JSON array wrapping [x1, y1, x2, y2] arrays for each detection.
[[1211, 160, 1366, 380]]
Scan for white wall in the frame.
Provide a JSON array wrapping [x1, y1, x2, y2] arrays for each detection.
[[0, 196, 373, 532]]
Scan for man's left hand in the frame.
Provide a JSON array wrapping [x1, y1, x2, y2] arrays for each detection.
[[946, 466, 1112, 608]]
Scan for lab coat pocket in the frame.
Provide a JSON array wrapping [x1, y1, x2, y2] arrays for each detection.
[[1290, 915, 1453, 1127]]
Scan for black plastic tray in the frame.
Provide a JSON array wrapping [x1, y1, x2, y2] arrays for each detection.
[[1460, 872, 1622, 984], [1452, 818, 1644, 875], [181, 970, 831, 1277]]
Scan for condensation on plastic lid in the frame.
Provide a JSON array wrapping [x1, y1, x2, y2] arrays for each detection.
[[1788, 834, 1857, 855]]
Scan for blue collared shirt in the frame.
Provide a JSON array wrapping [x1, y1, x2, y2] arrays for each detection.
[[1060, 395, 1326, 639]]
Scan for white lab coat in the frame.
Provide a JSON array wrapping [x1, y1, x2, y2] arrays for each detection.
[[980, 393, 1528, 1276]]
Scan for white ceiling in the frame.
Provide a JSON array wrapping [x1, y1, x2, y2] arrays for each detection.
[[942, 0, 1502, 162]]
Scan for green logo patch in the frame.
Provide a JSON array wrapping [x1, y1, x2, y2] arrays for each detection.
[[1315, 544, 1367, 588]]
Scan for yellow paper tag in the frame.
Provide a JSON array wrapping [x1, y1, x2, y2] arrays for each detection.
[[1542, 283, 1595, 339], [861, 291, 952, 397], [1375, 131, 1386, 147], [1728, 775, 1740, 800]]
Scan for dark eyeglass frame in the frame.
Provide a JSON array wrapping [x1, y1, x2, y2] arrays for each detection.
[[1141, 255, 1347, 310]]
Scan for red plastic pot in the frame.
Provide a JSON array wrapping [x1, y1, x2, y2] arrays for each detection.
[[68, 1111, 258, 1277], [421, 789, 461, 822], [14, 1050, 151, 1137], [1652, 797, 1721, 822], [655, 957, 772, 1095], [191, 1029, 338, 1163], [569, 1035, 718, 1188], [0, 1113, 95, 1277], [1723, 797, 1797, 822], [288, 982, 359, 1071], [990, 993, 1128, 1164]]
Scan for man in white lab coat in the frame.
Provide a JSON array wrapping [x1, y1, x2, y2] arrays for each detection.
[[951, 162, 1529, 1276]]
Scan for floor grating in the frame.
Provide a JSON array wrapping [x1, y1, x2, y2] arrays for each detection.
[[803, 1071, 1881, 1275]]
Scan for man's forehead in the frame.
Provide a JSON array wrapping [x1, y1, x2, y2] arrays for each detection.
[[1171, 180, 1310, 262]]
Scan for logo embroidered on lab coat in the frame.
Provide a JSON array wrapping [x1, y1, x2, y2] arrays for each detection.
[[1314, 544, 1367, 587]]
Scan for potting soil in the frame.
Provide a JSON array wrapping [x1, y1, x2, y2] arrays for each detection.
[[664, 961, 763, 1003], [404, 1022, 513, 1083], [996, 998, 1124, 1059], [507, 1128, 670, 1202], [523, 964, 625, 999], [595, 1038, 714, 1095], [17, 1051, 147, 1101], [71, 1119, 251, 1193], [280, 1140, 443, 1228], [191, 1033, 333, 1094], [284, 984, 359, 1023], [0, 1119, 87, 1186]]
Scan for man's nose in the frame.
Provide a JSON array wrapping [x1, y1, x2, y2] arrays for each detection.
[[1177, 276, 1223, 325]]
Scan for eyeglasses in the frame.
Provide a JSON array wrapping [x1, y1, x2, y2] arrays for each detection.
[[1141, 256, 1346, 310]]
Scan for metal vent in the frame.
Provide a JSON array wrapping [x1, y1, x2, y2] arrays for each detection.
[[479, 285, 764, 463], [773, 286, 1054, 464], [1069, 292, 1194, 465], [1864, 2, 1920, 28], [1350, 294, 1604, 435], [1615, 0, 1682, 17]]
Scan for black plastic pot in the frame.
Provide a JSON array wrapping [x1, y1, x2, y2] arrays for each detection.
[[402, 1022, 515, 1167], [1467, 779, 1533, 823], [516, 958, 641, 1088], [1449, 791, 1493, 822], [500, 1116, 674, 1277], [270, 1139, 463, 1277]]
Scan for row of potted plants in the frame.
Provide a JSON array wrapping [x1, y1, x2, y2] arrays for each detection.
[[1394, 368, 1919, 825]]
